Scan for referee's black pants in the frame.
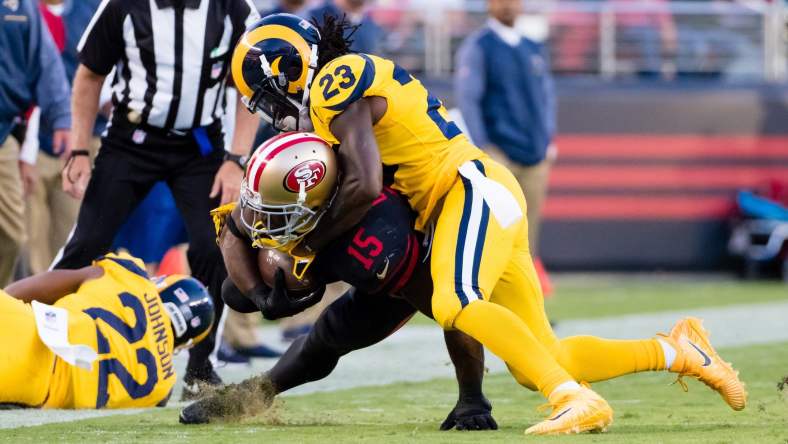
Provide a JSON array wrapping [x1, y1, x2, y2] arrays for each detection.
[[54, 121, 226, 378]]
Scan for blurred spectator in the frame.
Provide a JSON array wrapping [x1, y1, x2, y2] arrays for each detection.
[[223, 309, 282, 359], [112, 182, 189, 273], [454, 0, 555, 294], [0, 0, 71, 286], [261, 0, 305, 15], [22, 0, 104, 275], [612, 0, 677, 78], [307, 0, 383, 54]]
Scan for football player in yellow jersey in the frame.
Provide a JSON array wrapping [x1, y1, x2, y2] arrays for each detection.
[[0, 253, 214, 409], [229, 14, 747, 434]]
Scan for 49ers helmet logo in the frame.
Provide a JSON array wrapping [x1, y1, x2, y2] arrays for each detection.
[[284, 160, 327, 193]]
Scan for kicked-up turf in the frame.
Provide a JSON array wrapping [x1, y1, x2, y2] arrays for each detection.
[[2, 340, 787, 443]]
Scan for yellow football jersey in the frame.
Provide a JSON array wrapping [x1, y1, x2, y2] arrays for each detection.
[[44, 253, 177, 409], [309, 53, 484, 230]]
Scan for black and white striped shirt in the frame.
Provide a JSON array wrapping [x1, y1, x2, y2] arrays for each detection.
[[78, 0, 259, 131]]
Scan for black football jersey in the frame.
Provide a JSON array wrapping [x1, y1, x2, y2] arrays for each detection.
[[312, 187, 424, 295]]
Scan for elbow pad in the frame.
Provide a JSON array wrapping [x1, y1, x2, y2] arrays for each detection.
[[221, 277, 261, 313]]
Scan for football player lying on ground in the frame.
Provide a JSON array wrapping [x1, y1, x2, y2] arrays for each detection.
[[0, 253, 214, 409], [180, 135, 496, 431], [226, 14, 747, 434]]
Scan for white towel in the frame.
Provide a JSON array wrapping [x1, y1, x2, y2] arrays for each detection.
[[32, 301, 98, 371], [458, 161, 523, 229]]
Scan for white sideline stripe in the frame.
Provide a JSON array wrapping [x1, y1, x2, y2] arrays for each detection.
[[3, 300, 786, 430]]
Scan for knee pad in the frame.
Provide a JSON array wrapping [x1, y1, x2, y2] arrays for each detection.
[[431, 290, 465, 330]]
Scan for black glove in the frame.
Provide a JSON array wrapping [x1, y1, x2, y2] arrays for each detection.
[[439, 394, 498, 431], [252, 268, 325, 320]]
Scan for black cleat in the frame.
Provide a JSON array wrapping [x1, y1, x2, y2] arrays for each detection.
[[180, 398, 212, 425], [179, 375, 277, 425]]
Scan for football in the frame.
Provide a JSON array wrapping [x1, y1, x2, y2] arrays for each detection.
[[257, 247, 319, 298]]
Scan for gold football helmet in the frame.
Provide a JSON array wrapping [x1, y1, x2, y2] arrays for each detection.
[[240, 131, 337, 249]]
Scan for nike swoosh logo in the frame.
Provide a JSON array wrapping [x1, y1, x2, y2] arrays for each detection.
[[549, 408, 572, 421], [688, 341, 712, 367], [376, 258, 390, 280]]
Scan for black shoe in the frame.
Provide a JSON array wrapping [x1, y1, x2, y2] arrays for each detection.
[[217, 342, 251, 364], [180, 397, 212, 425], [180, 375, 277, 425], [0, 403, 28, 410], [236, 343, 282, 359], [181, 368, 223, 402]]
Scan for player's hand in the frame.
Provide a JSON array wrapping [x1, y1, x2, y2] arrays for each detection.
[[440, 394, 498, 431], [210, 161, 243, 205], [62, 154, 91, 199], [52, 129, 72, 156], [251, 268, 325, 320]]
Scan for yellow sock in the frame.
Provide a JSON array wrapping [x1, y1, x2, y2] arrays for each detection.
[[555, 336, 666, 382], [453, 300, 574, 397]]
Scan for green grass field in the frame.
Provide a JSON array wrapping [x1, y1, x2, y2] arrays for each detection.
[[2, 276, 787, 443], [408, 274, 788, 324]]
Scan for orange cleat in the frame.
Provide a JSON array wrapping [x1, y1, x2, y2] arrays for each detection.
[[660, 317, 747, 411], [525, 385, 613, 435]]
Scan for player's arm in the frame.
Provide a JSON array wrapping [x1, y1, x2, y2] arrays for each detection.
[[4, 266, 103, 304], [296, 97, 384, 254], [441, 330, 497, 431], [220, 207, 264, 295]]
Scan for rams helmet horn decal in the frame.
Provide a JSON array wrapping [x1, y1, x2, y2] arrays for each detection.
[[231, 14, 321, 131]]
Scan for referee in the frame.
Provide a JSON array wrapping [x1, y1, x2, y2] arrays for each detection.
[[55, 0, 260, 393]]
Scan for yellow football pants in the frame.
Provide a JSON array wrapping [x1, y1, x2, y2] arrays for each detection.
[[431, 158, 665, 397], [0, 291, 55, 406]]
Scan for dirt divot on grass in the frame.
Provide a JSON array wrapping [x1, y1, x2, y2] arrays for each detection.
[[194, 375, 282, 424]]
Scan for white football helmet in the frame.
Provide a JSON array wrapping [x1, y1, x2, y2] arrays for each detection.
[[240, 131, 338, 249]]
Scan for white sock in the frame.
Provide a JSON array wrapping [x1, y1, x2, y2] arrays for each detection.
[[550, 381, 582, 397], [658, 339, 677, 370]]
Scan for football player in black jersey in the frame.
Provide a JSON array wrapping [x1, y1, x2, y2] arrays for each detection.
[[180, 133, 495, 431]]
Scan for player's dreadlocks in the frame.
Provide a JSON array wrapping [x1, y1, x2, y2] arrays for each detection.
[[313, 14, 360, 70]]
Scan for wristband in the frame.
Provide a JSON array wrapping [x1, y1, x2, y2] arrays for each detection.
[[223, 152, 248, 169], [63, 149, 91, 184], [69, 149, 90, 159]]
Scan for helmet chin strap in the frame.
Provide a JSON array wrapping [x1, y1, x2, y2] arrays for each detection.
[[258, 53, 274, 77], [301, 43, 319, 108]]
